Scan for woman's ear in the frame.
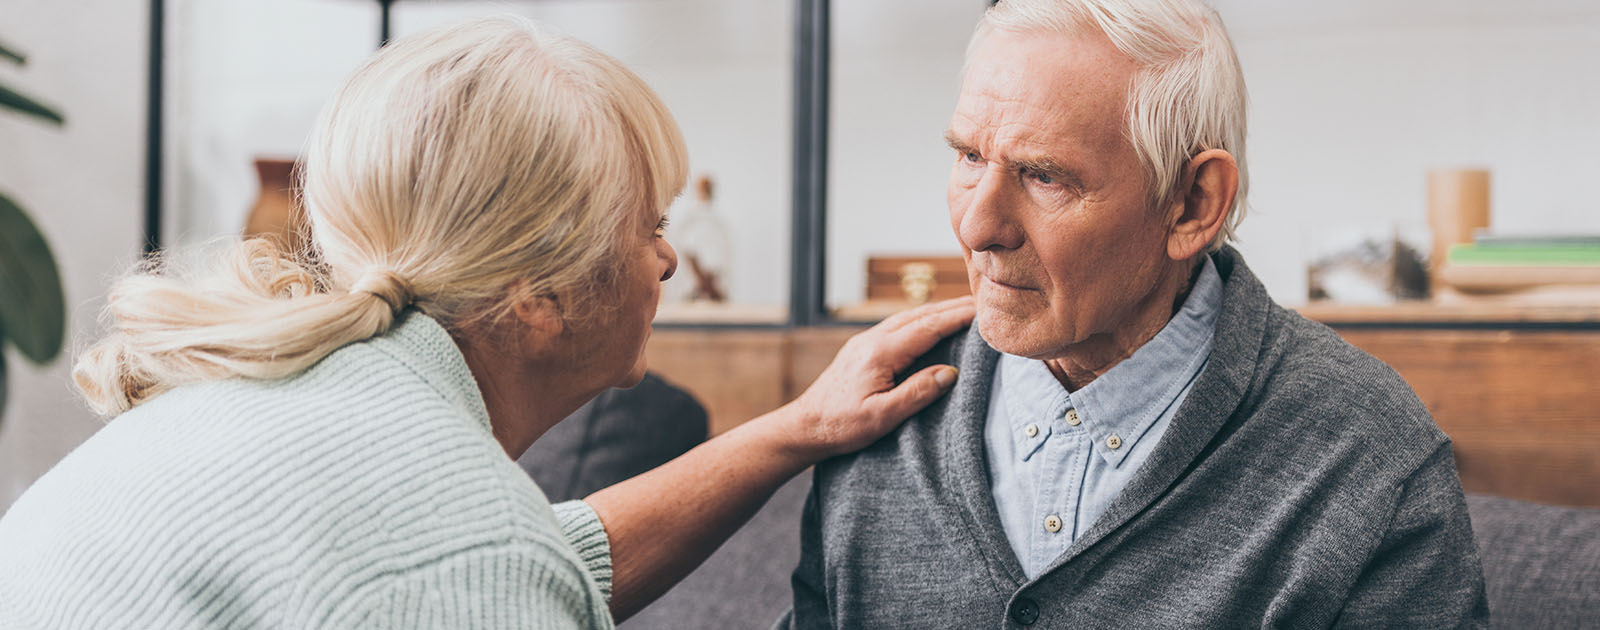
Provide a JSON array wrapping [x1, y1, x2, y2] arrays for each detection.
[[511, 292, 565, 339], [1165, 148, 1239, 261]]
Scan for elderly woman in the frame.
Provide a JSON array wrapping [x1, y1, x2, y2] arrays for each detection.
[[0, 17, 970, 629]]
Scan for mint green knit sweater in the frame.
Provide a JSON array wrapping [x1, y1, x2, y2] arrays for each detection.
[[0, 312, 615, 629]]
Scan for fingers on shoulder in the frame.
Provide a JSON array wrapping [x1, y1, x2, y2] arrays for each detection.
[[877, 297, 976, 357], [877, 296, 974, 335], [876, 363, 960, 419]]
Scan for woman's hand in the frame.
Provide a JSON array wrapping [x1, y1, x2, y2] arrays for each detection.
[[784, 296, 975, 459], [588, 296, 973, 620]]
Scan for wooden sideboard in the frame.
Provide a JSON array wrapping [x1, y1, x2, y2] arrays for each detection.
[[645, 303, 1600, 508]]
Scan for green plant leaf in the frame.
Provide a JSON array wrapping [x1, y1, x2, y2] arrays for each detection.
[[0, 42, 22, 65], [0, 192, 66, 363], [0, 345, 8, 419], [0, 81, 64, 126]]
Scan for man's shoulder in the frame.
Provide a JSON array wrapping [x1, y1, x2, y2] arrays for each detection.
[[1209, 249, 1446, 467], [1247, 304, 1448, 464]]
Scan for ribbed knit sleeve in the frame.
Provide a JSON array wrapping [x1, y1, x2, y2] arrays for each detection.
[[354, 540, 612, 629], [553, 500, 612, 603]]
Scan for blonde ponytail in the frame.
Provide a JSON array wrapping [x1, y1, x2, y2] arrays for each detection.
[[74, 239, 411, 415], [73, 16, 687, 416]]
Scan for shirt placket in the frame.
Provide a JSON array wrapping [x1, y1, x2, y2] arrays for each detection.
[[1030, 399, 1088, 575]]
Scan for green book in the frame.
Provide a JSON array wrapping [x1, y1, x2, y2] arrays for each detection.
[[1448, 243, 1600, 266], [1473, 234, 1600, 247]]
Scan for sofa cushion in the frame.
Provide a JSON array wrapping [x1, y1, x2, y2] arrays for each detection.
[[1466, 493, 1600, 628], [519, 372, 708, 502], [622, 470, 810, 630]]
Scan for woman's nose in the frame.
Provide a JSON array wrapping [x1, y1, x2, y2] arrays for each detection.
[[658, 238, 678, 282]]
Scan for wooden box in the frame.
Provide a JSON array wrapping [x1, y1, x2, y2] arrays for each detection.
[[865, 255, 970, 302]]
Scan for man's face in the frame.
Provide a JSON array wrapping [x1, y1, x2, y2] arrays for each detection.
[[946, 27, 1177, 361]]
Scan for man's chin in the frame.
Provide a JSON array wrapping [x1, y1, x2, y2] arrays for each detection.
[[974, 312, 1061, 360]]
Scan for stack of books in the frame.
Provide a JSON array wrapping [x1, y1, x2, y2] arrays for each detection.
[[1438, 234, 1600, 304]]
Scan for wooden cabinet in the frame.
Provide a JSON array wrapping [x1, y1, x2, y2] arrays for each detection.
[[647, 304, 1600, 507]]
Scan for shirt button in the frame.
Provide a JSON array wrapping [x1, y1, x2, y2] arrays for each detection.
[[1106, 434, 1123, 450], [1024, 424, 1039, 438], [1065, 409, 1081, 426], [1043, 515, 1063, 533], [1009, 597, 1040, 625]]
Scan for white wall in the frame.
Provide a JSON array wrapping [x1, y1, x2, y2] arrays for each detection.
[[0, 0, 147, 513], [825, 0, 1600, 307]]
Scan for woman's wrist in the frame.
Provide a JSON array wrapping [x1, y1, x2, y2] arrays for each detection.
[[736, 402, 831, 472]]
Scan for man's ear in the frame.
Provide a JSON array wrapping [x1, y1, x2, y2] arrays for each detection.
[[1165, 148, 1239, 261]]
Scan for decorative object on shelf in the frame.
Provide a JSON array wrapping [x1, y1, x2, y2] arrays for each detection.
[[1427, 168, 1491, 292], [242, 158, 308, 254], [1438, 235, 1600, 305], [832, 255, 969, 321], [1424, 167, 1600, 305], [1306, 231, 1429, 304], [898, 262, 937, 305], [667, 174, 733, 304], [866, 255, 967, 302], [0, 38, 67, 421]]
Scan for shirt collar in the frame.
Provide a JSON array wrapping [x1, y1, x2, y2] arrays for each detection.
[[996, 255, 1224, 467], [997, 354, 1071, 462]]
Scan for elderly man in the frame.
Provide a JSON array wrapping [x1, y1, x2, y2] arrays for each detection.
[[783, 0, 1488, 627]]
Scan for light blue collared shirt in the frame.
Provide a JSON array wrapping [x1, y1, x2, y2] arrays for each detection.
[[983, 255, 1224, 578]]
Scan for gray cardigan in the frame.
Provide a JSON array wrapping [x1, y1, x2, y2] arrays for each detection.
[[783, 248, 1488, 629]]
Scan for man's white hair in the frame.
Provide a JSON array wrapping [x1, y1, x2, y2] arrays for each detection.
[[970, 0, 1249, 251]]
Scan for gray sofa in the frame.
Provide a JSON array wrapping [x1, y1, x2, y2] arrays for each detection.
[[1465, 494, 1600, 628], [523, 376, 1600, 629]]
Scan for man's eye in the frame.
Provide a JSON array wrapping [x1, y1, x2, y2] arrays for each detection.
[[1032, 171, 1054, 185], [964, 151, 982, 163]]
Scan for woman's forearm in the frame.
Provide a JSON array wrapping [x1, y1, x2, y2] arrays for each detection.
[[583, 405, 817, 621]]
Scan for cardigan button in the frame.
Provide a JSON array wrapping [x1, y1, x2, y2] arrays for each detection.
[[1009, 597, 1040, 625]]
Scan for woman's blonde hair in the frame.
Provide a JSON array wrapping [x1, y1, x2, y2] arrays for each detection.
[[970, 0, 1249, 251], [74, 16, 688, 415]]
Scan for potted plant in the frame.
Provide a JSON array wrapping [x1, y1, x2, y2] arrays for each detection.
[[0, 38, 67, 422]]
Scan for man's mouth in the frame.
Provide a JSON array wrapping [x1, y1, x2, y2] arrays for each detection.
[[968, 255, 1037, 291], [982, 274, 1035, 291]]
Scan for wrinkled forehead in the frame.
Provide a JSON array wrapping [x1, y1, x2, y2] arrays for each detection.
[[950, 28, 1136, 156]]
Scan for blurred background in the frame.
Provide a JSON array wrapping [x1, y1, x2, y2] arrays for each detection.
[[3, 0, 1599, 513]]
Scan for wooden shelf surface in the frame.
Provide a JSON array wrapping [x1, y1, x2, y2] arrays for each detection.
[[1294, 301, 1600, 325], [836, 299, 1600, 326], [653, 302, 786, 325]]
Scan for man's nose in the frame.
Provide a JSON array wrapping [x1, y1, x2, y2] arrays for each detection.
[[957, 167, 1025, 252]]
